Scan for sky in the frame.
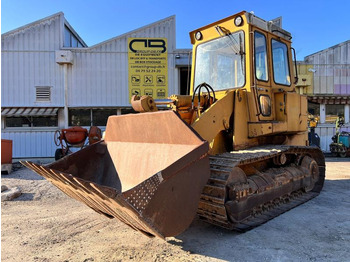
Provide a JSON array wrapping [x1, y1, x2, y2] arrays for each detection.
[[1, 0, 350, 60]]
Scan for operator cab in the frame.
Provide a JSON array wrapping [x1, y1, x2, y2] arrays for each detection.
[[189, 11, 298, 122]]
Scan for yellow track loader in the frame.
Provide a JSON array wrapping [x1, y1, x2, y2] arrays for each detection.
[[23, 11, 325, 239]]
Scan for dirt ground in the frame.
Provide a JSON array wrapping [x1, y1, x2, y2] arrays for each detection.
[[1, 158, 350, 262]]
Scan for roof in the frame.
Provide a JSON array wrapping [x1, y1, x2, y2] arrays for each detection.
[[88, 15, 175, 49], [2, 12, 88, 48], [305, 40, 350, 59], [2, 12, 64, 37], [2, 12, 177, 51]]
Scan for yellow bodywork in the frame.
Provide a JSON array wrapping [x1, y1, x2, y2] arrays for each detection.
[[185, 11, 308, 154], [24, 11, 324, 240], [131, 11, 309, 155]]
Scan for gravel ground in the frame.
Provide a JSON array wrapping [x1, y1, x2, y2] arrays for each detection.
[[1, 158, 350, 262]]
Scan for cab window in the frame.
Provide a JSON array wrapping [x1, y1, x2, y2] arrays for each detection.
[[254, 32, 268, 81], [272, 39, 290, 85], [259, 95, 271, 116], [194, 31, 245, 90]]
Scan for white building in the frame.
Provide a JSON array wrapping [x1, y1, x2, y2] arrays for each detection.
[[3, 12, 348, 158], [1, 12, 191, 158], [304, 40, 350, 152]]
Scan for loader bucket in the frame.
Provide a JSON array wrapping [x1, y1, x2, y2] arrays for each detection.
[[23, 111, 210, 238]]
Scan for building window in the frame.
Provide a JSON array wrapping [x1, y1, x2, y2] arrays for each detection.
[[121, 108, 137, 115], [92, 109, 118, 126], [325, 104, 344, 123], [5, 116, 58, 127], [64, 26, 84, 48], [69, 108, 120, 126], [69, 109, 91, 126], [308, 102, 320, 118]]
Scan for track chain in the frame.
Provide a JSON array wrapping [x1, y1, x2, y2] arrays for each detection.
[[197, 145, 325, 231]]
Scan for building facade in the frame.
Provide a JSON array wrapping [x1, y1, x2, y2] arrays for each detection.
[[2, 12, 349, 157], [1, 13, 191, 158], [296, 40, 350, 152]]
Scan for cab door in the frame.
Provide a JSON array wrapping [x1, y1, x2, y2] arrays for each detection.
[[268, 35, 293, 90], [253, 29, 274, 121], [268, 34, 296, 127]]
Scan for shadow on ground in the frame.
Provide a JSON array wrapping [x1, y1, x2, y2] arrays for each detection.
[[1, 173, 45, 181], [168, 178, 350, 261], [1, 163, 45, 181], [15, 193, 35, 201], [325, 156, 350, 162]]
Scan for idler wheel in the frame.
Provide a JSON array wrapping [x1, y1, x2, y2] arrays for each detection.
[[301, 156, 319, 192]]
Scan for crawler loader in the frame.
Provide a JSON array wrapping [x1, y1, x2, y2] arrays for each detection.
[[23, 11, 325, 239]]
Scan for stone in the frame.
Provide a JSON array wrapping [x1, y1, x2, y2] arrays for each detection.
[[1, 164, 12, 174], [1, 185, 8, 192], [1, 187, 21, 201]]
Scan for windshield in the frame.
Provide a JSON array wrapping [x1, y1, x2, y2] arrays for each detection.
[[194, 31, 245, 91]]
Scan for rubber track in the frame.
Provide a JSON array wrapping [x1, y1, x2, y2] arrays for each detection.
[[197, 145, 326, 231]]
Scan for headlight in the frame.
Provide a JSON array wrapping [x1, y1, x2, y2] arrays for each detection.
[[234, 16, 243, 27], [195, 31, 202, 41]]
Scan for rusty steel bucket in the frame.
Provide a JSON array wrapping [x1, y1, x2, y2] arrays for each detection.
[[23, 111, 210, 238]]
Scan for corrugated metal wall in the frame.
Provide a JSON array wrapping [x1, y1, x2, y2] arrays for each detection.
[[1, 131, 57, 158], [315, 126, 350, 152], [1, 13, 64, 107], [1, 14, 178, 158], [2, 11, 348, 157], [305, 41, 350, 95], [68, 16, 176, 107], [304, 41, 350, 152]]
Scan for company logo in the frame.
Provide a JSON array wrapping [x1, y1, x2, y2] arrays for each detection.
[[129, 39, 167, 53]]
